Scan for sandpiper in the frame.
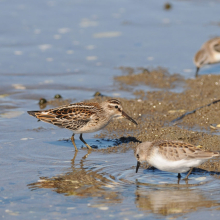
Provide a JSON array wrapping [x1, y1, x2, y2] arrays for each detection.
[[194, 37, 220, 77], [28, 99, 137, 151], [135, 140, 219, 179]]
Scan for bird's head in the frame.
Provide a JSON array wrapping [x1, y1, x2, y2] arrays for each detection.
[[135, 142, 151, 173], [103, 99, 137, 125], [194, 49, 209, 77]]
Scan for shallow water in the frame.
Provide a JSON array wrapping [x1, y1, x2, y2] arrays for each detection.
[[1, 0, 220, 219]]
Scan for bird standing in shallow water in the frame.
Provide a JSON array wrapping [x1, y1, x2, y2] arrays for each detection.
[[135, 140, 219, 179], [194, 37, 220, 77], [28, 99, 137, 151]]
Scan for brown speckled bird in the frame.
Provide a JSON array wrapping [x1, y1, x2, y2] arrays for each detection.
[[194, 37, 220, 77], [135, 140, 219, 179], [27, 99, 137, 151]]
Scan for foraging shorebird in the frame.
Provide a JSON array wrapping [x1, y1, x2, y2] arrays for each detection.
[[135, 140, 219, 179], [27, 99, 137, 151], [194, 37, 220, 77]]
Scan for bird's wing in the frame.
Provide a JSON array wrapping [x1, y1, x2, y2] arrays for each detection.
[[157, 141, 219, 161], [34, 102, 101, 130]]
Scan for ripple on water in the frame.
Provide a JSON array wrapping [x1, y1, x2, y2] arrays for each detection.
[[27, 149, 220, 218]]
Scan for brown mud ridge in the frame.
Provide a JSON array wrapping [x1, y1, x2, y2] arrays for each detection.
[[91, 67, 220, 172]]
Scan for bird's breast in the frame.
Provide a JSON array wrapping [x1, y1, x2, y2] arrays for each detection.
[[77, 117, 110, 133], [213, 52, 220, 62]]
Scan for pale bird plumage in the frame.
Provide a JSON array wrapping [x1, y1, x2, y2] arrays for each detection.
[[194, 37, 220, 77], [135, 140, 219, 179], [27, 99, 137, 151]]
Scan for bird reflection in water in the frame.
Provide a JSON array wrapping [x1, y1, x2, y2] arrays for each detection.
[[28, 150, 121, 204], [135, 185, 220, 217]]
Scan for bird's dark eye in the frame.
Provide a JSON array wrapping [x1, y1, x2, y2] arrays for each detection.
[[136, 154, 139, 159], [115, 105, 118, 109]]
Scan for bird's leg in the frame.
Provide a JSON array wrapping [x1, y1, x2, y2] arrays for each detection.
[[79, 133, 92, 149], [184, 179, 189, 185], [183, 168, 193, 180], [177, 173, 181, 184], [195, 67, 200, 78], [71, 134, 78, 151]]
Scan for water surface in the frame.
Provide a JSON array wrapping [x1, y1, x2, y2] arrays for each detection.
[[1, 0, 220, 219]]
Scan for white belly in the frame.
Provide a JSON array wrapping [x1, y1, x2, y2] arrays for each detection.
[[148, 154, 206, 173], [213, 52, 220, 62], [73, 119, 110, 134]]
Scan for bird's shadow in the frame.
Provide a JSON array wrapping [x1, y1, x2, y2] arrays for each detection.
[[107, 136, 141, 147], [56, 136, 141, 149]]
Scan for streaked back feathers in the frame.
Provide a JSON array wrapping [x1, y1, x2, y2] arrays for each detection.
[[135, 140, 219, 162]]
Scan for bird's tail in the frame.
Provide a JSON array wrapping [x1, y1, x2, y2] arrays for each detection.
[[27, 111, 40, 118], [213, 151, 220, 156], [208, 151, 220, 158]]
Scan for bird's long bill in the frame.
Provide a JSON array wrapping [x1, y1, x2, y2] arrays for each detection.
[[122, 110, 137, 125], [136, 161, 140, 173], [195, 67, 200, 77]]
